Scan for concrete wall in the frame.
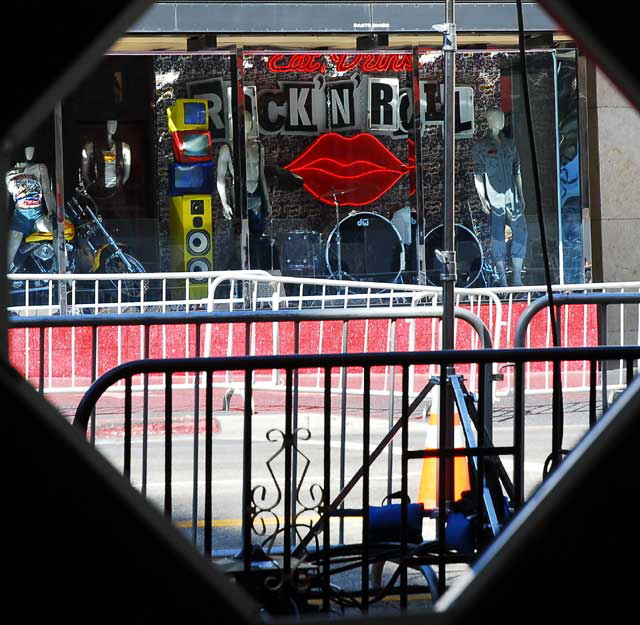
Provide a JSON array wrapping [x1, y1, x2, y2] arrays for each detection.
[[589, 64, 640, 283]]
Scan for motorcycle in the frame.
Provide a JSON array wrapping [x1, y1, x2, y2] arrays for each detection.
[[9, 173, 148, 306]]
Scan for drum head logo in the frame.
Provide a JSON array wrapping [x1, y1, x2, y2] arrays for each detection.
[[357, 218, 369, 227]]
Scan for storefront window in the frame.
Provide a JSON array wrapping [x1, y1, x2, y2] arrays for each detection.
[[150, 52, 235, 299], [240, 51, 417, 286], [64, 54, 158, 271], [417, 47, 583, 289], [72, 52, 235, 301], [5, 45, 585, 305], [556, 49, 583, 285]]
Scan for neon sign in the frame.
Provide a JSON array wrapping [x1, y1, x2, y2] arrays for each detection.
[[266, 54, 413, 74], [285, 133, 413, 206]]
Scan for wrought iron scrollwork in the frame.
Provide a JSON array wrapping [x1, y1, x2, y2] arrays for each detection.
[[250, 428, 285, 540], [250, 425, 324, 593], [292, 427, 324, 548]]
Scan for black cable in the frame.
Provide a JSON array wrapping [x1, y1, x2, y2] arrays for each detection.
[[515, 0, 561, 348], [542, 448, 570, 478], [303, 539, 442, 609], [516, 0, 565, 475]]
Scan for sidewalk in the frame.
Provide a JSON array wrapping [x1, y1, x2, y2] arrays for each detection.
[[44, 382, 602, 440]]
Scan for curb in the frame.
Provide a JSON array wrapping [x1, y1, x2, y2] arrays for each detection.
[[93, 416, 222, 439]]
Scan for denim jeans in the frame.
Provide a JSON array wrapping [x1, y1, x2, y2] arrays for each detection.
[[561, 197, 583, 284], [490, 209, 527, 261]]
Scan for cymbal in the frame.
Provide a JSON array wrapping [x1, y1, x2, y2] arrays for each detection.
[[264, 165, 304, 190]]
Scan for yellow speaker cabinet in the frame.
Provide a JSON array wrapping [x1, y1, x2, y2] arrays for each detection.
[[168, 195, 214, 299]]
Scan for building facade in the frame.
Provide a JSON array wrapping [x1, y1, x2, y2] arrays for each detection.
[[8, 2, 635, 293]]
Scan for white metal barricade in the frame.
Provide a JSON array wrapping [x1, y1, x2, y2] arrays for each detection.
[[9, 270, 640, 398], [201, 273, 502, 404], [7, 270, 272, 317], [494, 283, 640, 397], [8, 272, 498, 401]]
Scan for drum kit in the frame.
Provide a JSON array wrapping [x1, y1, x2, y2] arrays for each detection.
[[275, 203, 487, 288], [270, 185, 408, 285], [325, 210, 405, 283], [423, 223, 483, 288], [264, 167, 489, 288]]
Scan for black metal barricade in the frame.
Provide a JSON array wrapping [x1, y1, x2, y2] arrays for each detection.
[[71, 345, 640, 616], [514, 292, 640, 475]]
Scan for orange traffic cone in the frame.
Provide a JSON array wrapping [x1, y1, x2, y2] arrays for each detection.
[[417, 409, 471, 509]]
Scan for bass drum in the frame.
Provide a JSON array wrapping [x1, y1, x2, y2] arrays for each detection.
[[424, 224, 483, 288], [277, 230, 323, 277], [326, 212, 404, 283]]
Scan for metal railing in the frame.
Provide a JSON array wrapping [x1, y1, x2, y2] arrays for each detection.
[[511, 291, 640, 472], [509, 290, 640, 400], [8, 304, 493, 402], [8, 272, 502, 400], [8, 271, 502, 345], [7, 270, 273, 316], [499, 280, 640, 346], [12, 271, 640, 400], [71, 344, 640, 614], [16, 269, 640, 344]]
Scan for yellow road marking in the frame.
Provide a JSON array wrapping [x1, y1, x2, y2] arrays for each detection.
[[175, 515, 321, 528]]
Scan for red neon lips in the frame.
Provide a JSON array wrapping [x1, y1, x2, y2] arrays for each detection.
[[285, 133, 411, 206]]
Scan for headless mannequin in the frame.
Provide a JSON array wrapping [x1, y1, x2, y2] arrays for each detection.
[[6, 146, 56, 269], [216, 110, 270, 222], [81, 120, 131, 193], [473, 108, 527, 286]]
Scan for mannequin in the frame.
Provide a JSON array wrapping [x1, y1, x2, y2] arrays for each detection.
[[81, 120, 131, 194], [216, 109, 271, 229], [391, 205, 417, 280], [391, 206, 413, 246], [472, 107, 528, 287], [5, 146, 56, 269]]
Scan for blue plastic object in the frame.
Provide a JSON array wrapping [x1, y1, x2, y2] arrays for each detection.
[[445, 511, 475, 553], [169, 161, 214, 196], [369, 503, 424, 544]]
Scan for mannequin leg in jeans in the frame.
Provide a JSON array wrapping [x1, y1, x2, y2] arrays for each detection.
[[494, 260, 508, 287], [510, 256, 524, 286], [508, 213, 528, 286], [490, 211, 508, 287], [7, 210, 39, 271]]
